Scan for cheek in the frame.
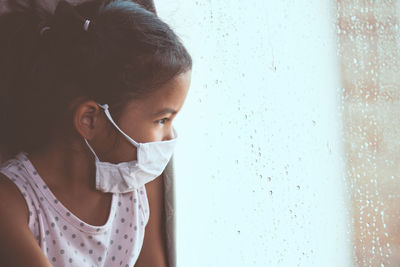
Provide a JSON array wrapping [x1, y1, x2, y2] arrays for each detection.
[[113, 135, 138, 162], [117, 111, 163, 143], [120, 120, 161, 143], [134, 127, 163, 143]]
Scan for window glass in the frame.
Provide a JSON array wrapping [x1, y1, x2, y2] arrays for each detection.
[[156, 1, 356, 266]]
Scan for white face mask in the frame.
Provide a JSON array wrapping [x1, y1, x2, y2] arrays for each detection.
[[84, 103, 177, 193]]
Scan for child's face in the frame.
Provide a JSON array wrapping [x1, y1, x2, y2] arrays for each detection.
[[98, 70, 191, 163]]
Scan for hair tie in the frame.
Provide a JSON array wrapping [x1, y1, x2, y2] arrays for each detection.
[[40, 26, 51, 36], [83, 19, 91, 31], [39, 20, 91, 36]]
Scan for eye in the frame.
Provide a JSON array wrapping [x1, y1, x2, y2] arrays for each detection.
[[156, 118, 170, 125]]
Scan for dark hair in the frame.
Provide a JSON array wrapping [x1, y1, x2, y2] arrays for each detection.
[[0, 0, 192, 159]]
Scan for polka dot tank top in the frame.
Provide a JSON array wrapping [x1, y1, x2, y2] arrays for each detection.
[[0, 152, 150, 267]]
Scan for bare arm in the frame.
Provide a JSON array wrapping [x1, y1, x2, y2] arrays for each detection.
[[134, 174, 168, 267], [0, 173, 52, 267]]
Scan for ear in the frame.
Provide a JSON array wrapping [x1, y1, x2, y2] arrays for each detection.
[[72, 100, 104, 140]]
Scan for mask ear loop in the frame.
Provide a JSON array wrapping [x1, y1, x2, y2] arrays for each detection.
[[97, 104, 140, 147], [84, 138, 100, 162]]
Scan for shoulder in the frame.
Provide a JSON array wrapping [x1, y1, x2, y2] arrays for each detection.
[[0, 157, 35, 223], [0, 172, 29, 222], [0, 172, 52, 266]]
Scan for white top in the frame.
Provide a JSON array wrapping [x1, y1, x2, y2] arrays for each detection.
[[0, 152, 150, 267]]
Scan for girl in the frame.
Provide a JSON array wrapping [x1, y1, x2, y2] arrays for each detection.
[[0, 0, 192, 266]]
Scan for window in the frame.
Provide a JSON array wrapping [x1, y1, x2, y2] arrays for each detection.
[[157, 0, 398, 266]]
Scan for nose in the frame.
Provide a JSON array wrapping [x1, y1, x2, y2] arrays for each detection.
[[163, 127, 176, 141]]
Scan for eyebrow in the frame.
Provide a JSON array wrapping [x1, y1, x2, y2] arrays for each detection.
[[153, 108, 178, 116]]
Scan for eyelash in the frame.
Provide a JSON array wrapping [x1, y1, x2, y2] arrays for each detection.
[[156, 118, 170, 125]]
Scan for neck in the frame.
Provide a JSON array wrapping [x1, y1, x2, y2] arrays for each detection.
[[27, 137, 96, 194]]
